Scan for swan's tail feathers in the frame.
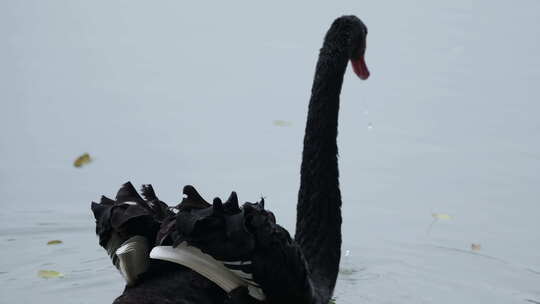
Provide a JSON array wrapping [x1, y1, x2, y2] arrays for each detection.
[[90, 182, 175, 280]]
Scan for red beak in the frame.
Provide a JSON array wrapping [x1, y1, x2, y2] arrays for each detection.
[[351, 56, 370, 80]]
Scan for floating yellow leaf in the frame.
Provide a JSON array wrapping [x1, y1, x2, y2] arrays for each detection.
[[426, 213, 452, 234], [432, 213, 451, 220], [38, 270, 64, 279], [73, 153, 92, 168], [471, 243, 481, 251], [273, 120, 292, 127], [47, 240, 62, 245]]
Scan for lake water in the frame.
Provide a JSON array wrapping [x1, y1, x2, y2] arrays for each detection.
[[1, 1, 539, 303]]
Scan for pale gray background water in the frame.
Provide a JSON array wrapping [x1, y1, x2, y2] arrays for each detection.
[[1, 1, 539, 303]]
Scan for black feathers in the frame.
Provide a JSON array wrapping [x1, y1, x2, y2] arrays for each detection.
[[140, 184, 157, 201], [92, 183, 313, 303], [115, 182, 145, 205], [173, 188, 255, 262], [179, 185, 211, 211], [91, 182, 173, 249]]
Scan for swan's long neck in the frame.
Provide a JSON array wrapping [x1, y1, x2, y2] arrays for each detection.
[[295, 31, 350, 303]]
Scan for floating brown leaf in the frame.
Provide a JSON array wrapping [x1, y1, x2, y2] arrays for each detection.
[[471, 243, 481, 251], [47, 240, 62, 245], [73, 153, 92, 168]]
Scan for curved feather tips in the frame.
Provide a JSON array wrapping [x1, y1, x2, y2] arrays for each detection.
[[213, 197, 224, 213], [91, 201, 108, 219], [224, 191, 240, 213], [116, 182, 145, 204], [91, 182, 174, 250], [140, 184, 158, 201], [100, 196, 116, 205], [180, 185, 211, 210]]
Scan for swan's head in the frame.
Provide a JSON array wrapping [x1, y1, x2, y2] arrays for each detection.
[[328, 15, 370, 80], [347, 18, 369, 80]]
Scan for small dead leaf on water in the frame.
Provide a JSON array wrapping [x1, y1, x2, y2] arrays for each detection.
[[432, 213, 451, 220], [73, 153, 92, 168], [471, 243, 481, 251], [273, 120, 292, 127], [38, 270, 64, 279], [47, 240, 62, 245], [427, 213, 452, 234]]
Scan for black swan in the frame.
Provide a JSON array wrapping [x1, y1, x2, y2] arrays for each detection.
[[91, 15, 369, 304]]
